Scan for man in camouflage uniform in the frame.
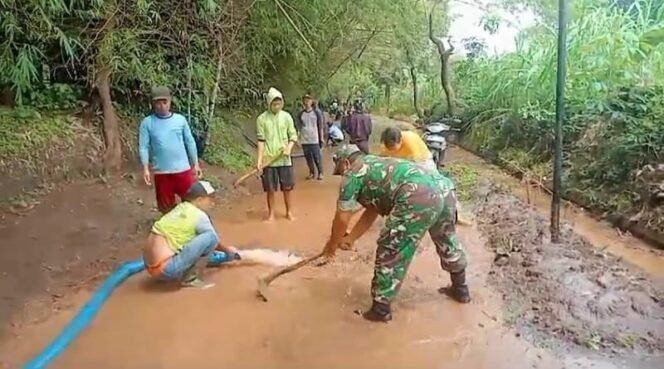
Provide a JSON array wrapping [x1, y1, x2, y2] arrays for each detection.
[[321, 144, 470, 322], [379, 126, 469, 225]]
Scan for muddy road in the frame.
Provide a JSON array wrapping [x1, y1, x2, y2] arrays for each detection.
[[1, 116, 662, 369]]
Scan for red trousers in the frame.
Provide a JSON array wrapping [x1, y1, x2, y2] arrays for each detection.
[[154, 169, 196, 213]]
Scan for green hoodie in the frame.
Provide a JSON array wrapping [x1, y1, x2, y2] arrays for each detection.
[[256, 87, 298, 167]]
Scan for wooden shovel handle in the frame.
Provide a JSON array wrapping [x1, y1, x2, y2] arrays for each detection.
[[233, 151, 284, 188], [261, 251, 326, 285]]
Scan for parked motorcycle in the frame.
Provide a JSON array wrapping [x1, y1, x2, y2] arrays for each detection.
[[422, 118, 461, 167]]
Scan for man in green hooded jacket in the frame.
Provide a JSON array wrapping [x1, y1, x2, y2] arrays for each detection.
[[256, 87, 299, 222]]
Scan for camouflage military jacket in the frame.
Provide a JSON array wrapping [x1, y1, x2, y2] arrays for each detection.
[[337, 155, 453, 215]]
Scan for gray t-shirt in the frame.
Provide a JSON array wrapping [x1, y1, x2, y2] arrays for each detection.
[[299, 110, 320, 144]]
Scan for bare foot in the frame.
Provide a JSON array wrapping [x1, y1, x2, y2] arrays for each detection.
[[339, 241, 354, 251], [315, 255, 333, 267], [264, 213, 275, 223], [286, 212, 296, 221]]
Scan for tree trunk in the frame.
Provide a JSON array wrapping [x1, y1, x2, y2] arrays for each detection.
[[384, 83, 391, 113], [429, 3, 457, 116], [409, 66, 421, 118], [208, 40, 224, 124], [440, 53, 456, 115], [97, 66, 122, 172], [92, 5, 121, 173], [405, 48, 421, 118]]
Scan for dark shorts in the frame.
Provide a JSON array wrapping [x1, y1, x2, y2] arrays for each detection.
[[261, 165, 295, 192]]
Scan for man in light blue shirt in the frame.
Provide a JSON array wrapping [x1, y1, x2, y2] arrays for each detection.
[[139, 86, 201, 213]]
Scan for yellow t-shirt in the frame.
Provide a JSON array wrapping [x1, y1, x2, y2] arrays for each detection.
[[152, 202, 206, 252], [380, 130, 432, 162]]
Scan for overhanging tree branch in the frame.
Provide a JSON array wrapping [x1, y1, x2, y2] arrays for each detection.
[[326, 29, 381, 79], [273, 0, 315, 53]]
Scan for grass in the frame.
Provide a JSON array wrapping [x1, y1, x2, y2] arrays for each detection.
[[0, 104, 254, 175], [617, 334, 639, 349], [583, 333, 603, 351], [200, 173, 224, 191], [450, 0, 664, 221], [442, 164, 480, 201], [203, 113, 254, 173], [0, 107, 73, 160]]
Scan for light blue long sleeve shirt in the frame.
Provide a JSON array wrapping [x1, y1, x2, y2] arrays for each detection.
[[138, 113, 198, 174]]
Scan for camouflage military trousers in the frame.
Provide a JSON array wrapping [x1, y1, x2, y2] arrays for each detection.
[[372, 185, 467, 304]]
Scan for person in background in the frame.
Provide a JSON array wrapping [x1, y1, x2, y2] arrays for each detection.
[[341, 107, 349, 134], [345, 99, 373, 154], [139, 86, 201, 214], [143, 181, 240, 289], [256, 87, 298, 222], [380, 126, 471, 225], [327, 113, 345, 146], [329, 99, 341, 116], [321, 145, 471, 322], [330, 112, 343, 128], [296, 94, 325, 180], [380, 126, 434, 170]]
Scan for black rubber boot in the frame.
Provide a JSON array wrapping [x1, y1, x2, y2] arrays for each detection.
[[438, 271, 471, 303], [359, 301, 392, 322]]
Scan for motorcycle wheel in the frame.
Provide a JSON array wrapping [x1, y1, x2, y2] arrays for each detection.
[[432, 150, 440, 168], [439, 149, 446, 166]]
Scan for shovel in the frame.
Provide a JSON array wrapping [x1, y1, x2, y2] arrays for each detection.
[[256, 251, 326, 302], [233, 150, 285, 188]]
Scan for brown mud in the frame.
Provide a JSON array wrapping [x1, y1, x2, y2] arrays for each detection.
[[0, 179, 153, 342], [452, 140, 664, 250], [445, 148, 664, 277], [0, 116, 662, 369], [474, 182, 664, 355], [0, 163, 242, 345]]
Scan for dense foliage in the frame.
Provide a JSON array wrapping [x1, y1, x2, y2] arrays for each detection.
[[0, 0, 444, 168], [0, 0, 439, 109], [322, 0, 664, 234], [454, 0, 664, 231]]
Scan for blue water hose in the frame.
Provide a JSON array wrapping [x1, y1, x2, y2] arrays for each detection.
[[23, 259, 145, 369], [207, 250, 240, 266], [23, 250, 236, 369]]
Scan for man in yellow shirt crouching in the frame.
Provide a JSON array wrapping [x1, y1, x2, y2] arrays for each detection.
[[379, 127, 434, 170], [379, 126, 471, 226]]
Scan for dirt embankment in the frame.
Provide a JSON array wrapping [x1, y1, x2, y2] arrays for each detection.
[[472, 182, 664, 355]]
